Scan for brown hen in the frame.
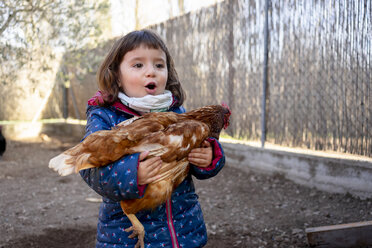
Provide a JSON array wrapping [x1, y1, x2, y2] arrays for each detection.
[[49, 104, 231, 248]]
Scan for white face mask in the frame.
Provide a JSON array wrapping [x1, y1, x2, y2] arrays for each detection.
[[118, 90, 173, 114]]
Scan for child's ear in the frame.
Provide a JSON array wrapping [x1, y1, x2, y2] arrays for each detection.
[[117, 78, 123, 89], [115, 71, 122, 88]]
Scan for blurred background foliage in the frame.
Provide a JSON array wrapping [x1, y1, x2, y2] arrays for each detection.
[[0, 0, 110, 86], [0, 0, 111, 123]]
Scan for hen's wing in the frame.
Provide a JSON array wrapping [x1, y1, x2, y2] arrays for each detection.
[[126, 119, 210, 182], [49, 112, 179, 176]]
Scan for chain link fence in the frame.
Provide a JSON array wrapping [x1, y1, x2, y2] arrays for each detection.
[[149, 0, 371, 156], [266, 0, 371, 156]]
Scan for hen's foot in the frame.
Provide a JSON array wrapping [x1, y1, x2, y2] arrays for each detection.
[[124, 213, 145, 248], [125, 225, 145, 248]]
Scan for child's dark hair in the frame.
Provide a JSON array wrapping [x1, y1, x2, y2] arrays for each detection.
[[97, 29, 185, 107]]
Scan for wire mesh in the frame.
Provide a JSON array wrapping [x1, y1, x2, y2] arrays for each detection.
[[152, 0, 371, 156], [266, 0, 371, 156]]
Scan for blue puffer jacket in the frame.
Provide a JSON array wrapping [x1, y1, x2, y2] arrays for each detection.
[[80, 92, 225, 248]]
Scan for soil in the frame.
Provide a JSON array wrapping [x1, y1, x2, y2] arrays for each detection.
[[1, 134, 372, 248]]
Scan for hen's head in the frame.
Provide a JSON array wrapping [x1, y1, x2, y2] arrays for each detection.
[[187, 104, 231, 140]]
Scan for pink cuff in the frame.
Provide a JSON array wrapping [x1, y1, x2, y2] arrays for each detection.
[[138, 184, 146, 196]]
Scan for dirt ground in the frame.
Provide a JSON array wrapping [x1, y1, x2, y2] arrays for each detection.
[[1, 134, 372, 248]]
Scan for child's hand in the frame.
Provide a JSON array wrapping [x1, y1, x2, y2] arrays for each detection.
[[188, 140, 212, 168], [137, 151, 162, 185]]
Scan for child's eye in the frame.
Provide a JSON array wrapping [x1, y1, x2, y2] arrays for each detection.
[[156, 63, 165, 69], [133, 63, 143, 68]]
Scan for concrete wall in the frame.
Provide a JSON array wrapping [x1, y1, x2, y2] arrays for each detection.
[[222, 140, 372, 199], [41, 123, 86, 139]]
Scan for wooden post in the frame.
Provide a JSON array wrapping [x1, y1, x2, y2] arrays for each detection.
[[306, 220, 372, 247]]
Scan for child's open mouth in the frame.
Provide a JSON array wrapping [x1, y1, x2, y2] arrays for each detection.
[[145, 83, 156, 90]]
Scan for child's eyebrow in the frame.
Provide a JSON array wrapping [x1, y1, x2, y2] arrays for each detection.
[[128, 56, 166, 62]]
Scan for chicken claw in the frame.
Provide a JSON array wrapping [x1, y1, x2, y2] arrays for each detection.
[[125, 213, 145, 248]]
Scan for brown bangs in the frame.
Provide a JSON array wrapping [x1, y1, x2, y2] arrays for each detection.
[[121, 30, 165, 55]]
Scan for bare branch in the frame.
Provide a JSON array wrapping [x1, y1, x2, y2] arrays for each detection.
[[0, 12, 14, 36]]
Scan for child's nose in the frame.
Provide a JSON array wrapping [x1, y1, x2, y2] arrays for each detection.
[[145, 66, 156, 77]]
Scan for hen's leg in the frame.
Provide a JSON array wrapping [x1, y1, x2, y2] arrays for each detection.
[[121, 202, 145, 248], [125, 214, 145, 248]]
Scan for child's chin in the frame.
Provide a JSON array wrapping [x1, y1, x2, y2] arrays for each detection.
[[145, 88, 158, 95]]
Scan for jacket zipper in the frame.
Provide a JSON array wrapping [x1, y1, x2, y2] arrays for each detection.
[[166, 198, 179, 248]]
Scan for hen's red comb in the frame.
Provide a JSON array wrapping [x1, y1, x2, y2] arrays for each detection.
[[221, 102, 231, 114]]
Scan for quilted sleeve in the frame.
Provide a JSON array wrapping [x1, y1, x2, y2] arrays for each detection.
[[79, 106, 146, 202]]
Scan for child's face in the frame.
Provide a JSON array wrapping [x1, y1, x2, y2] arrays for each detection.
[[118, 45, 168, 98]]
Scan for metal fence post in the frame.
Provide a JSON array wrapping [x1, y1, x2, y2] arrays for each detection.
[[261, 0, 269, 148], [228, 0, 235, 136]]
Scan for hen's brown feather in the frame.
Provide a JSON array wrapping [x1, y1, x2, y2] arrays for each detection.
[[50, 104, 230, 180], [49, 104, 231, 248], [121, 159, 189, 215], [60, 112, 180, 172]]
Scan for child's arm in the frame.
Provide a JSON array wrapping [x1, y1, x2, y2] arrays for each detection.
[[188, 137, 225, 179], [79, 107, 149, 202]]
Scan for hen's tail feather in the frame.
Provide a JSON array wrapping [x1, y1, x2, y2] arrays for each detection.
[[49, 152, 95, 176], [69, 153, 97, 172], [49, 153, 76, 176]]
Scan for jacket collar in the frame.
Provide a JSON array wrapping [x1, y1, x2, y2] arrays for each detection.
[[87, 91, 179, 116]]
